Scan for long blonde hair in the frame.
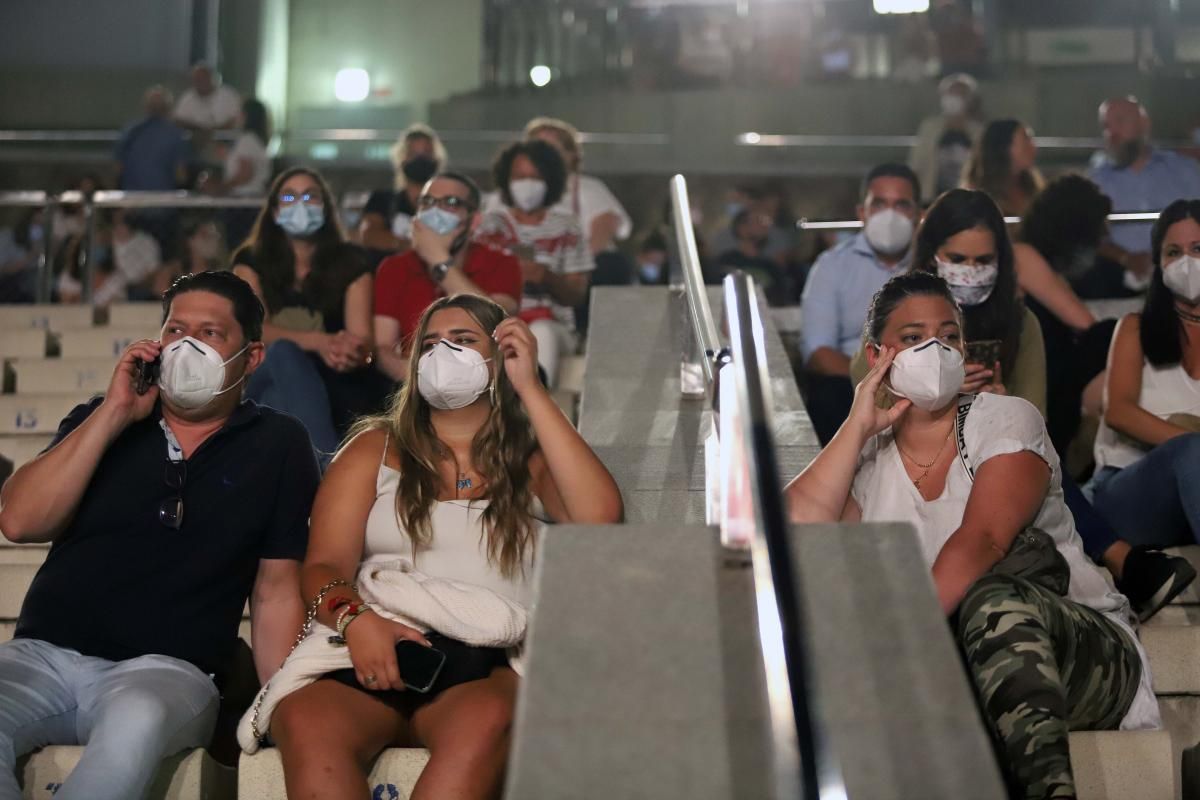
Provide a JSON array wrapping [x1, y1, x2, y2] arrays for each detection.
[[352, 295, 538, 577]]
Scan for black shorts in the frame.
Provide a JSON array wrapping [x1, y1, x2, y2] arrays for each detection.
[[320, 632, 510, 715]]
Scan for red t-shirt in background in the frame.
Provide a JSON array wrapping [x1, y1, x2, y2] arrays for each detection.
[[374, 244, 522, 352]]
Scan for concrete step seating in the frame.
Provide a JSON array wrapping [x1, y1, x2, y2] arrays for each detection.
[[0, 435, 53, 471], [0, 395, 89, 435], [0, 305, 95, 332], [18, 746, 234, 800], [57, 327, 158, 359], [2, 330, 51, 360], [7, 357, 115, 395]]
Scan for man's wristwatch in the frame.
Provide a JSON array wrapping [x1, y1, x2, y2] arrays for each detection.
[[429, 259, 453, 283]]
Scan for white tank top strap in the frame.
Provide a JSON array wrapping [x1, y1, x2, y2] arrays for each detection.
[[376, 430, 394, 493]]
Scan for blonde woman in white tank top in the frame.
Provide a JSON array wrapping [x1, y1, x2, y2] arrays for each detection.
[[1092, 200, 1200, 556], [270, 295, 622, 799]]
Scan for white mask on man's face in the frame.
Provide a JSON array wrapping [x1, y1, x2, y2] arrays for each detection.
[[886, 338, 965, 412], [158, 337, 247, 410], [863, 208, 914, 256]]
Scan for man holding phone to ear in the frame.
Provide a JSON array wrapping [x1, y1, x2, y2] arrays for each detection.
[[373, 172, 522, 382], [0, 271, 318, 800]]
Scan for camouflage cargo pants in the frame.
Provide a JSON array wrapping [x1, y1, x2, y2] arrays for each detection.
[[957, 573, 1142, 800]]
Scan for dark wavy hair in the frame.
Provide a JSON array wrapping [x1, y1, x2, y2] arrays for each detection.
[[239, 166, 350, 316], [911, 189, 1023, 376], [492, 139, 567, 210], [1142, 199, 1200, 366], [1018, 174, 1112, 272], [963, 119, 1043, 215]]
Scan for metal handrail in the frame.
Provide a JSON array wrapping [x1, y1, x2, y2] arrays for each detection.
[[0, 190, 267, 303], [90, 190, 264, 209], [670, 175, 722, 387], [798, 209, 1169, 231], [724, 272, 834, 800], [739, 132, 1198, 151], [0, 127, 669, 147]]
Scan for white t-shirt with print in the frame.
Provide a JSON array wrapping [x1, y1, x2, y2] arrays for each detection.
[[481, 173, 631, 248], [850, 392, 1160, 731], [472, 206, 593, 328], [224, 133, 270, 196], [174, 85, 242, 129]]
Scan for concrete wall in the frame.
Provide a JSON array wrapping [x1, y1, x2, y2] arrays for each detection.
[[284, 0, 482, 131]]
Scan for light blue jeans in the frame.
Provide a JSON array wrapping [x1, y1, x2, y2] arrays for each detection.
[[0, 638, 219, 800]]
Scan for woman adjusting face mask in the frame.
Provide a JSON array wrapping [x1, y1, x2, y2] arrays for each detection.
[[417, 339, 494, 410], [158, 337, 248, 410], [885, 338, 966, 411]]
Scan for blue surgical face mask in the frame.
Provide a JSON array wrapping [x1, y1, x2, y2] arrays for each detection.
[[275, 203, 325, 237], [416, 206, 463, 236], [639, 262, 663, 284]]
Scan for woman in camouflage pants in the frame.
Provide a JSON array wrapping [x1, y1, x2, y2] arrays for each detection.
[[787, 270, 1157, 799]]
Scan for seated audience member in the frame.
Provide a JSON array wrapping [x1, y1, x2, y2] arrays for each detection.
[[0, 271, 318, 800], [961, 118, 1043, 219], [0, 208, 44, 303], [708, 186, 795, 279], [57, 212, 164, 306], [115, 85, 190, 252], [849, 190, 1188, 615], [115, 86, 189, 193], [800, 163, 919, 444], [474, 140, 593, 387], [374, 172, 521, 382], [714, 208, 790, 304], [857, 188, 1047, 414], [1016, 175, 1120, 452], [1088, 97, 1200, 290], [359, 124, 448, 261], [199, 98, 272, 249], [153, 217, 227, 296], [258, 295, 622, 798], [908, 73, 983, 203], [1093, 199, 1200, 562], [233, 167, 391, 458], [522, 117, 632, 256], [787, 271, 1159, 800], [174, 63, 242, 134]]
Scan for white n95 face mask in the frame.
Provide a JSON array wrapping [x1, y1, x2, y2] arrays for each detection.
[[886, 338, 965, 412], [158, 337, 247, 410], [417, 339, 493, 410], [1162, 255, 1200, 304], [509, 178, 548, 212], [863, 208, 914, 256]]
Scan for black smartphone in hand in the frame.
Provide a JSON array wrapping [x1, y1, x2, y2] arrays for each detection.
[[965, 339, 1002, 367], [395, 640, 446, 693], [134, 357, 161, 395]]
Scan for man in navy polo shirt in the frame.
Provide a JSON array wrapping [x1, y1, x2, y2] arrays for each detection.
[[0, 271, 318, 800]]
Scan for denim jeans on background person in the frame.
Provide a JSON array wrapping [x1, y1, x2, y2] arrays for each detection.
[[1091, 433, 1200, 550], [245, 339, 340, 459], [0, 638, 218, 800], [1062, 473, 1120, 564]]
